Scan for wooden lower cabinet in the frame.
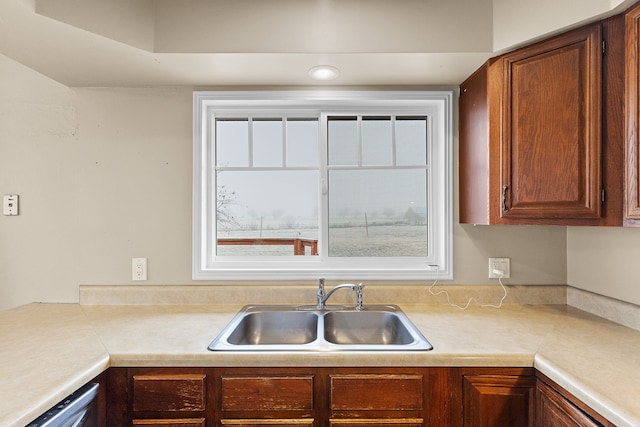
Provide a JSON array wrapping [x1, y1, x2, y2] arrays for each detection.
[[535, 373, 614, 427], [460, 368, 536, 427], [107, 368, 216, 426], [106, 367, 612, 427]]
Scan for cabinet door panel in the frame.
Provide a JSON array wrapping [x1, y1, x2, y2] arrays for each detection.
[[501, 25, 603, 220], [221, 376, 314, 412], [463, 374, 535, 427], [133, 374, 206, 412], [330, 374, 423, 412], [626, 3, 640, 223], [536, 381, 600, 427]]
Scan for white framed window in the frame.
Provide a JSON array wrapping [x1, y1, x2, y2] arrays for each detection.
[[193, 91, 453, 280]]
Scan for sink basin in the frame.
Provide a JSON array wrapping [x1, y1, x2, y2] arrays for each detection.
[[227, 310, 318, 345], [208, 305, 432, 351], [324, 311, 415, 345]]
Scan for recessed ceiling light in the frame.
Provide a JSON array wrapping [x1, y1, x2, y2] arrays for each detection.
[[308, 65, 340, 81]]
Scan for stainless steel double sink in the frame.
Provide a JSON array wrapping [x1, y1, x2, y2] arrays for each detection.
[[208, 305, 433, 351]]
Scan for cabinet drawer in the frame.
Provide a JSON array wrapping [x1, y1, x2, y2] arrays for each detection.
[[133, 419, 206, 427], [330, 420, 423, 427], [133, 373, 207, 412], [221, 376, 314, 411], [221, 419, 315, 426], [330, 374, 423, 411]]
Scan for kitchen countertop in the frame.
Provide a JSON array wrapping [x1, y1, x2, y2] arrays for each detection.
[[0, 304, 109, 427], [1, 302, 639, 427]]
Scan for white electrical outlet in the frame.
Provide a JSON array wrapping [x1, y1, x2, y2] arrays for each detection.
[[488, 257, 510, 278], [132, 258, 147, 281]]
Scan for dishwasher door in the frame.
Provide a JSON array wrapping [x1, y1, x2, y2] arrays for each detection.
[[27, 382, 99, 427]]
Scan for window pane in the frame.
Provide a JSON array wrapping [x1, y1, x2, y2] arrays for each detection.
[[216, 170, 319, 256], [396, 116, 427, 166], [328, 117, 358, 166], [253, 119, 283, 167], [287, 119, 319, 167], [362, 117, 392, 166], [328, 169, 428, 257], [216, 119, 248, 167]]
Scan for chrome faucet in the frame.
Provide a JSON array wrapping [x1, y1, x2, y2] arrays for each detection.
[[316, 278, 364, 310]]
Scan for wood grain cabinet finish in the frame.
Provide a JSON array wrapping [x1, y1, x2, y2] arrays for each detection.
[[106, 367, 615, 427], [535, 374, 615, 427], [500, 25, 603, 221], [133, 373, 207, 413], [106, 368, 215, 426], [625, 2, 640, 225], [220, 421, 314, 427], [462, 372, 536, 427], [329, 374, 424, 426], [132, 419, 206, 427], [535, 381, 600, 427], [220, 376, 314, 412], [459, 60, 495, 225], [218, 370, 316, 427], [459, 15, 624, 226]]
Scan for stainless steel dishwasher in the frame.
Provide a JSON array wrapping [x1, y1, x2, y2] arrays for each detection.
[[26, 382, 99, 427]]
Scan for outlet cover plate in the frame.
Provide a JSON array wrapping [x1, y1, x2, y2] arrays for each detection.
[[132, 257, 147, 281], [489, 257, 510, 278]]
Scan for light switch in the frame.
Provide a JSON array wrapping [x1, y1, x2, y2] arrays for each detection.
[[3, 195, 19, 216]]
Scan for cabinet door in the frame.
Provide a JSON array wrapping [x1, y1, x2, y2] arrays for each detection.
[[626, 2, 640, 224], [463, 374, 536, 427], [125, 368, 214, 426], [500, 24, 603, 220], [536, 381, 600, 427]]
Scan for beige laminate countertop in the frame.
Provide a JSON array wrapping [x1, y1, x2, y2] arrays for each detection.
[[1, 302, 639, 426]]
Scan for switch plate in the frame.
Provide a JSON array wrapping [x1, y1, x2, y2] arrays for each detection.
[[3, 195, 19, 215], [132, 258, 147, 281], [489, 257, 510, 278]]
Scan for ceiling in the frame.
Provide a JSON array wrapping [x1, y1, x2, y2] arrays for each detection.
[[0, 0, 633, 87]]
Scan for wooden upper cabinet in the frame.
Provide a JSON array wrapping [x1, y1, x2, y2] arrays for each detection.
[[626, 2, 640, 225], [459, 16, 624, 225], [459, 61, 493, 225], [501, 25, 602, 220]]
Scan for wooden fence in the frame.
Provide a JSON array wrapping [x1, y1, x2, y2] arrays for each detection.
[[217, 238, 318, 255]]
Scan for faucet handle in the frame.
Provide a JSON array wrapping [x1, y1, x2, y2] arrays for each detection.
[[355, 283, 364, 311], [316, 278, 326, 309]]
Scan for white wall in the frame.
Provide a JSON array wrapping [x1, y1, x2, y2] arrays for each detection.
[[492, 0, 638, 52], [567, 228, 640, 306], [0, 54, 78, 308], [0, 53, 568, 311]]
